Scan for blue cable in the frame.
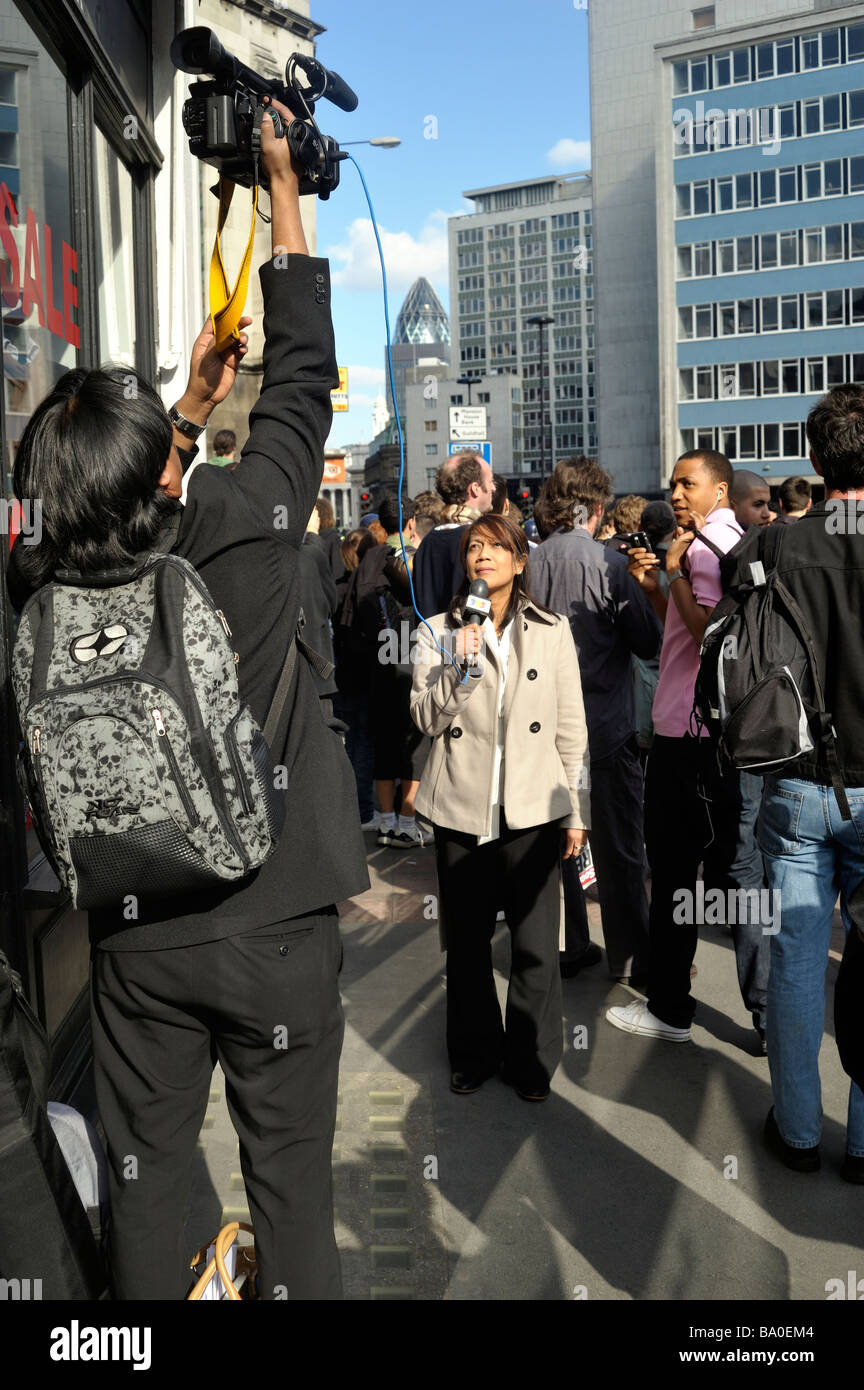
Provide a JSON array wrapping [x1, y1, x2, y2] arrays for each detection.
[[346, 154, 469, 683]]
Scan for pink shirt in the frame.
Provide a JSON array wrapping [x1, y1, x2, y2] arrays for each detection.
[[652, 508, 742, 739]]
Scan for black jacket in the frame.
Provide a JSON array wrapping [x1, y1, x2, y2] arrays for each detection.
[[9, 256, 369, 949], [727, 503, 864, 786], [412, 525, 466, 617]]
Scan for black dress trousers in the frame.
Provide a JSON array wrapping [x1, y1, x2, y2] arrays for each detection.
[[433, 816, 564, 1090], [90, 910, 344, 1300]]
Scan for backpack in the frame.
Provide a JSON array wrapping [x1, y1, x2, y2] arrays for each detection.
[[693, 524, 851, 820], [340, 544, 417, 678], [10, 537, 301, 911]]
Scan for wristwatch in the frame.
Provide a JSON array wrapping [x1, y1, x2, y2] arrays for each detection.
[[168, 403, 206, 441], [667, 568, 688, 585]]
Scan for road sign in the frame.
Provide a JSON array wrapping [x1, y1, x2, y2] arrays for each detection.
[[449, 405, 487, 440], [447, 441, 491, 464]]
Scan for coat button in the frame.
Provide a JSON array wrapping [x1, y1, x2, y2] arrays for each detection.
[[527, 668, 537, 680], [279, 944, 289, 956], [529, 721, 541, 733], [451, 726, 463, 739], [523, 621, 528, 630], [315, 272, 325, 283], [316, 292, 326, 303]]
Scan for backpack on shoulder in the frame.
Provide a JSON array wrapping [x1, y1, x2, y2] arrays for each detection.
[[11, 531, 306, 910], [693, 523, 851, 819]]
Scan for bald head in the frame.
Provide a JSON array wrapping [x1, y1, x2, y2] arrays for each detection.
[[434, 452, 494, 512], [731, 469, 771, 528]]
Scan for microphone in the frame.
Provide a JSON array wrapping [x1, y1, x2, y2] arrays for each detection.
[[462, 578, 490, 669]]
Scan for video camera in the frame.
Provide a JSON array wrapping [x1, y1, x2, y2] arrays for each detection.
[[170, 26, 357, 199]]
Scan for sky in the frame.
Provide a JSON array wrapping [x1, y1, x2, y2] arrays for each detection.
[[306, 0, 591, 448]]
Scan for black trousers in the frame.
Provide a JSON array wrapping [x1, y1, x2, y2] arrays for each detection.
[[434, 816, 564, 1090], [644, 735, 770, 1031], [91, 910, 344, 1301]]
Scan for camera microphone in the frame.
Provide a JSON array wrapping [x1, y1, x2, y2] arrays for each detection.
[[462, 578, 490, 670]]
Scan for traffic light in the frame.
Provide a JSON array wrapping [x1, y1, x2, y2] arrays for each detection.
[[360, 492, 370, 504], [521, 490, 530, 501]]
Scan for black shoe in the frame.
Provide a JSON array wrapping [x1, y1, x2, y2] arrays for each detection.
[[763, 1107, 820, 1172], [841, 1152, 864, 1185], [559, 943, 602, 978], [500, 1068, 550, 1102], [755, 1028, 768, 1057], [450, 1069, 495, 1095]]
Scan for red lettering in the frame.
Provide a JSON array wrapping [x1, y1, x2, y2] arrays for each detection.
[[0, 183, 20, 308], [42, 222, 63, 337], [62, 240, 79, 347], [21, 207, 45, 327]]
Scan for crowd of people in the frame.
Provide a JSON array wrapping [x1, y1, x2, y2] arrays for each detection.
[[6, 92, 862, 1301]]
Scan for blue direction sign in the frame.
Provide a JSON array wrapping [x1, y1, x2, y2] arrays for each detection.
[[447, 441, 492, 464]]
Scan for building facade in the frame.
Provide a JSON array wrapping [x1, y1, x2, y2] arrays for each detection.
[[404, 369, 524, 498], [588, 0, 817, 493], [659, 3, 864, 479], [448, 173, 594, 494], [385, 276, 450, 424]]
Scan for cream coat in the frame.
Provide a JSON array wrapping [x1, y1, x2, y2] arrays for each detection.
[[410, 600, 591, 837]]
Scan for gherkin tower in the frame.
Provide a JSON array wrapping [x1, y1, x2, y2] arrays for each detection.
[[386, 278, 450, 419]]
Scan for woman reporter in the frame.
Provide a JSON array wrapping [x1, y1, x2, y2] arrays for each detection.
[[410, 515, 591, 1101]]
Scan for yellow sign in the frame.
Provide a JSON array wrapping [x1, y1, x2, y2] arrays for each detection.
[[331, 366, 348, 412], [323, 458, 346, 484]]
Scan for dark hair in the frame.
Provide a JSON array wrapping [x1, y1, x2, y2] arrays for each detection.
[[341, 527, 377, 573], [315, 496, 335, 530], [730, 468, 769, 504], [676, 449, 733, 490], [447, 515, 550, 628], [13, 365, 175, 588], [806, 386, 864, 491], [212, 428, 236, 457], [491, 474, 508, 514], [779, 476, 812, 513], [435, 453, 484, 506], [378, 494, 413, 535], [413, 489, 445, 523], [539, 456, 613, 533], [506, 499, 524, 526]]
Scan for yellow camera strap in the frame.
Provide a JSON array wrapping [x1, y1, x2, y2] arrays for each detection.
[[209, 176, 258, 352]]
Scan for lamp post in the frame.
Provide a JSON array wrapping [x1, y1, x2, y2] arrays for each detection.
[[526, 313, 555, 478], [456, 374, 475, 407]]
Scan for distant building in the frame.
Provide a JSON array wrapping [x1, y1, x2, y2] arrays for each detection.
[[404, 371, 523, 498], [386, 277, 450, 420], [448, 173, 594, 494]]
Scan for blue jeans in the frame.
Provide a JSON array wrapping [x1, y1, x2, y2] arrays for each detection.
[[758, 776, 864, 1155]]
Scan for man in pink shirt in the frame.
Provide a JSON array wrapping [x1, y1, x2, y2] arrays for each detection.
[[606, 450, 771, 1045]]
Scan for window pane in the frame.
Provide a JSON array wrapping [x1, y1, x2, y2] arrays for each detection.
[[782, 296, 799, 330], [824, 160, 843, 196], [693, 182, 710, 214], [779, 105, 796, 139], [779, 168, 796, 201], [804, 100, 821, 135], [676, 185, 691, 216], [721, 427, 737, 459], [825, 225, 843, 261], [691, 58, 708, 91], [738, 300, 754, 333], [852, 289, 864, 324], [780, 232, 798, 266], [807, 359, 824, 393], [823, 95, 841, 131], [697, 367, 713, 399], [737, 236, 754, 271], [850, 24, 864, 63], [719, 365, 736, 398], [782, 361, 799, 394], [822, 30, 839, 66], [853, 354, 864, 382], [805, 229, 822, 263], [740, 425, 756, 458], [679, 368, 694, 399], [695, 305, 713, 337], [805, 165, 821, 198], [828, 354, 846, 385], [763, 424, 780, 457], [806, 293, 824, 328], [733, 47, 750, 82], [759, 169, 777, 205], [851, 157, 864, 193], [677, 245, 692, 277], [694, 244, 712, 276], [720, 303, 735, 335], [777, 40, 795, 75], [739, 363, 756, 396], [756, 43, 774, 79], [801, 35, 819, 69], [850, 91, 864, 126], [760, 233, 777, 267], [717, 178, 733, 212], [714, 53, 731, 87], [783, 424, 800, 457], [827, 289, 845, 324], [673, 61, 689, 94], [761, 299, 779, 332], [678, 307, 693, 338], [762, 360, 779, 393], [735, 173, 753, 208], [718, 239, 735, 273], [851, 222, 864, 257]]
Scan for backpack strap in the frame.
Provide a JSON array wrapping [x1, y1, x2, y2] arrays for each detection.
[[261, 608, 336, 749]]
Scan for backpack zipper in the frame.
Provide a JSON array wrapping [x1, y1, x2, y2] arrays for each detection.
[[151, 707, 201, 827], [224, 725, 253, 815]]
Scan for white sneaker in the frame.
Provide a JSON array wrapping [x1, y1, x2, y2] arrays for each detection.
[[360, 812, 381, 832], [387, 825, 425, 849], [605, 999, 691, 1042]]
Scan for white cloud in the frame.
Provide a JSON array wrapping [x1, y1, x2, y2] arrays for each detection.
[[343, 364, 385, 392], [326, 210, 457, 295], [546, 137, 592, 169]]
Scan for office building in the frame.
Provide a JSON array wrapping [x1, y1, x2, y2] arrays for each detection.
[[448, 173, 594, 493], [385, 277, 450, 422]]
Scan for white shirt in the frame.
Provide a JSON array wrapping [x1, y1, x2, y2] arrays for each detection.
[[477, 616, 513, 844]]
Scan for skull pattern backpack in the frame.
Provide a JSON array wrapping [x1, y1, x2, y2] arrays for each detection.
[[10, 534, 307, 910]]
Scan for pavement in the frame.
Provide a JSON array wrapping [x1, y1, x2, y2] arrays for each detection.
[[188, 828, 864, 1302]]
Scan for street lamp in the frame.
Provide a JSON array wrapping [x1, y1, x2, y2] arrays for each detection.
[[526, 313, 555, 478], [340, 137, 402, 148], [457, 374, 475, 407]]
